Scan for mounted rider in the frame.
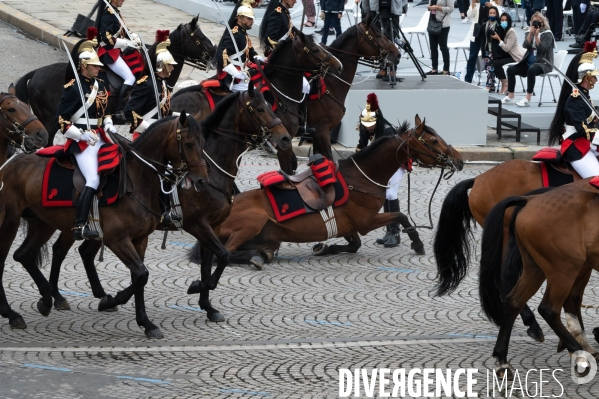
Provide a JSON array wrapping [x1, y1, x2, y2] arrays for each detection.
[[548, 42, 599, 179], [259, 0, 313, 135], [125, 30, 180, 228], [95, 0, 141, 123], [55, 27, 115, 240], [214, 0, 263, 92], [356, 93, 409, 248]]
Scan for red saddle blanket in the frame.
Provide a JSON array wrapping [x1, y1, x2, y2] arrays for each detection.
[[261, 172, 349, 222]]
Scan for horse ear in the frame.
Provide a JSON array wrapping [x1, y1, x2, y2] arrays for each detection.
[[8, 83, 15, 95], [364, 13, 372, 27], [191, 15, 198, 28], [248, 81, 254, 97], [179, 109, 188, 126], [414, 114, 422, 127], [192, 109, 203, 122], [297, 30, 306, 42]]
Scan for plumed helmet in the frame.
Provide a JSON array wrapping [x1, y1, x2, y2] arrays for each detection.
[[154, 30, 177, 73], [360, 93, 379, 127], [237, 0, 256, 19], [78, 27, 103, 69], [577, 41, 599, 83]]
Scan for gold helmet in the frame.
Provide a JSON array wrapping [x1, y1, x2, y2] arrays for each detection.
[[154, 30, 177, 73], [577, 42, 599, 83], [79, 27, 103, 69], [360, 93, 379, 128], [237, 0, 256, 19]]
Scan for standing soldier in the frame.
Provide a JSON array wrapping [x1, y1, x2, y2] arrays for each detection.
[[125, 30, 180, 227], [55, 28, 116, 240]]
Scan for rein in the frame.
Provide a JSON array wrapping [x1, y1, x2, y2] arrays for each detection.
[[0, 94, 40, 153], [169, 25, 214, 72]]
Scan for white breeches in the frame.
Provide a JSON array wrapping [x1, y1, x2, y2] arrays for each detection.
[[108, 56, 135, 85], [386, 167, 406, 200], [302, 76, 310, 94], [74, 137, 105, 189], [570, 147, 599, 179]]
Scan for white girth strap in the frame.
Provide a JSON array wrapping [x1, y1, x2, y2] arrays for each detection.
[[71, 79, 99, 124], [320, 206, 337, 239]]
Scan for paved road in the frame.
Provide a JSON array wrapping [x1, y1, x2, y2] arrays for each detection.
[[1, 19, 598, 399]]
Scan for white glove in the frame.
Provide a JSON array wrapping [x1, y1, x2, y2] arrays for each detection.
[[581, 3, 587, 12], [129, 33, 142, 46], [105, 124, 117, 134], [254, 55, 266, 63], [233, 71, 249, 81], [223, 64, 240, 76], [80, 131, 99, 146], [592, 132, 599, 146], [302, 76, 311, 94], [114, 38, 140, 51], [134, 120, 151, 134], [64, 125, 83, 141]]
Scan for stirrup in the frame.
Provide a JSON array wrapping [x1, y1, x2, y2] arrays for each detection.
[[72, 224, 99, 241]]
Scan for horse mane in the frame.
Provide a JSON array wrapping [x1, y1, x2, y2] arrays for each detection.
[[266, 34, 317, 77], [131, 116, 178, 148], [329, 25, 358, 49], [348, 120, 411, 162], [171, 84, 203, 98], [201, 92, 241, 131]]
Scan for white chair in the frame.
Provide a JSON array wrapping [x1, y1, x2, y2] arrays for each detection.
[[402, 11, 430, 58], [537, 49, 568, 106], [562, 0, 573, 36], [344, 1, 358, 26], [447, 23, 474, 73]]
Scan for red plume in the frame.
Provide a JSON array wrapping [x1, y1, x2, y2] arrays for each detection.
[[252, 0, 262, 7], [366, 92, 379, 112], [87, 27, 98, 40], [584, 41, 597, 53], [156, 30, 170, 42]]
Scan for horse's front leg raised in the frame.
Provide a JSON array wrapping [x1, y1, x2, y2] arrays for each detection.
[[312, 233, 361, 256]]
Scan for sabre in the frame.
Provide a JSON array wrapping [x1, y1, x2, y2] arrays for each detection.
[[60, 39, 91, 132], [543, 57, 598, 118], [102, 0, 162, 119]]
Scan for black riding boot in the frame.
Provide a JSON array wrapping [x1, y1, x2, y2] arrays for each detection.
[[376, 200, 393, 244], [73, 187, 99, 240], [112, 83, 133, 124], [384, 199, 401, 248], [159, 181, 181, 228], [296, 98, 316, 139]]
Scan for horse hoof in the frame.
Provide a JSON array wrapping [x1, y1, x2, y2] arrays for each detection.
[[527, 326, 545, 343], [495, 365, 514, 380], [103, 305, 118, 312], [260, 248, 274, 263], [207, 311, 225, 322], [145, 328, 164, 339], [98, 295, 114, 312], [411, 242, 425, 255], [37, 299, 52, 317], [54, 297, 71, 311], [593, 327, 599, 344], [9, 316, 27, 329], [312, 243, 328, 256], [187, 280, 202, 295], [249, 256, 264, 270]]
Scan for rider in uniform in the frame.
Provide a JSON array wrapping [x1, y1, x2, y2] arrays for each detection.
[[356, 93, 409, 248], [125, 30, 180, 227], [55, 27, 115, 240], [549, 42, 599, 178], [215, 0, 263, 92], [95, 0, 142, 123]]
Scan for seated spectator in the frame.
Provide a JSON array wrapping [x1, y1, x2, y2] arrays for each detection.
[[501, 12, 555, 107], [570, 10, 599, 48], [490, 12, 526, 94]]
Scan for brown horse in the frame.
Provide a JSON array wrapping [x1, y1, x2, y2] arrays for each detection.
[[0, 113, 208, 338], [13, 16, 216, 142], [196, 116, 463, 272], [308, 14, 400, 161], [479, 180, 599, 377], [38, 85, 291, 322], [171, 32, 343, 174]]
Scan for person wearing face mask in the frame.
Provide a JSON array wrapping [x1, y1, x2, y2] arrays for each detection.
[[481, 7, 504, 92], [490, 12, 525, 94]]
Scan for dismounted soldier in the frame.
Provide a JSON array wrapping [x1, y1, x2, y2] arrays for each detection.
[[125, 30, 180, 227], [548, 42, 599, 179], [356, 93, 409, 248], [55, 27, 116, 240], [214, 0, 264, 92], [95, 0, 142, 123]]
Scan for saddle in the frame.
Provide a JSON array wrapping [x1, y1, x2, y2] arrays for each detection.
[[532, 148, 581, 187]]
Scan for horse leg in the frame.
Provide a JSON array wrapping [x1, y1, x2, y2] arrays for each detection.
[[0, 217, 26, 328], [354, 211, 425, 255], [77, 240, 109, 299], [48, 231, 72, 310], [312, 233, 361, 256], [197, 246, 225, 322], [311, 127, 334, 161], [12, 222, 56, 317], [519, 305, 544, 343], [98, 239, 162, 338], [186, 219, 229, 295], [396, 212, 425, 255]]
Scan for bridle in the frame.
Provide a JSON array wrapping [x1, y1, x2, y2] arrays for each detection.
[[0, 94, 40, 153], [169, 24, 214, 72]]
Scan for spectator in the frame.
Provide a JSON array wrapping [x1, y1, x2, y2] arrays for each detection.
[[319, 0, 344, 45], [464, 0, 499, 83], [458, 0, 470, 23], [481, 6, 502, 91], [522, 0, 545, 31], [302, 0, 317, 27], [571, 0, 590, 34], [546, 0, 563, 41], [569, 9, 599, 48], [426, 0, 454, 75], [365, 0, 404, 80], [491, 12, 526, 94], [502, 12, 555, 107]]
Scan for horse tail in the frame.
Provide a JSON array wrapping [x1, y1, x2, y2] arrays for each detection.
[[433, 178, 476, 296], [188, 240, 202, 264], [479, 195, 528, 326], [14, 70, 36, 104]]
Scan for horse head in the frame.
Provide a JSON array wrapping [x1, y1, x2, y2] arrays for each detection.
[[292, 32, 343, 76], [403, 115, 464, 172], [1, 86, 48, 151], [357, 14, 400, 66], [172, 15, 216, 70], [241, 84, 292, 150]]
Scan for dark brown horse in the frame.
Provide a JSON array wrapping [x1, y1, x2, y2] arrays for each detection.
[[28, 85, 291, 322], [171, 32, 342, 174], [13, 16, 216, 142], [0, 113, 208, 338], [479, 180, 599, 378], [205, 116, 463, 269]]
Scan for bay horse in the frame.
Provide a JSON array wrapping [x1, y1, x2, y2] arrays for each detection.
[[308, 14, 400, 161], [13, 16, 216, 142], [170, 32, 343, 174], [197, 116, 463, 271], [0, 113, 208, 338], [36, 85, 291, 322], [479, 181, 599, 378]]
